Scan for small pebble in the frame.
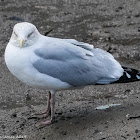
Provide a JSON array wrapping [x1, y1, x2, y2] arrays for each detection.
[[135, 14, 140, 17], [100, 132, 103, 135], [61, 131, 67, 135], [11, 131, 17, 136], [135, 129, 139, 134], [26, 94, 31, 101], [126, 114, 130, 117], [1, 124, 6, 129], [118, 6, 123, 10], [99, 137, 106, 140], [94, 129, 100, 134], [11, 112, 17, 118]]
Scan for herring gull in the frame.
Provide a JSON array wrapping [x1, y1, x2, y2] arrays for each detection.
[[4, 22, 140, 125]]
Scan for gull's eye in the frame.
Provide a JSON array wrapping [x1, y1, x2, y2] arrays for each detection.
[[27, 31, 34, 38], [14, 31, 18, 37]]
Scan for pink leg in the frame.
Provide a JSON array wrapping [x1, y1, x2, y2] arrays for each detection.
[[36, 91, 55, 126], [35, 91, 51, 116]]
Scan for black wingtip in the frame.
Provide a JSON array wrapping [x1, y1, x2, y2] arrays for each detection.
[[114, 66, 140, 83]]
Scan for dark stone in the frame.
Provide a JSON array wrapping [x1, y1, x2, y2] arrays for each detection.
[[125, 89, 131, 93], [26, 94, 31, 101], [99, 138, 106, 140], [135, 14, 140, 17], [58, 112, 62, 115], [11, 131, 17, 136], [135, 129, 139, 133], [105, 125, 108, 128], [1, 124, 6, 129], [11, 112, 17, 118], [61, 131, 67, 135], [121, 135, 126, 139], [94, 129, 100, 134], [118, 6, 123, 10], [20, 123, 25, 128]]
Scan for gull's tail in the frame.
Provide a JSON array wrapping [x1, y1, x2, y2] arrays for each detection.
[[114, 66, 140, 83]]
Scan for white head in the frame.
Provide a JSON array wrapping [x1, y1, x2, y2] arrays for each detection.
[[10, 22, 40, 48]]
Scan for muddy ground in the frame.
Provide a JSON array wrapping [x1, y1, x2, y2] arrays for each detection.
[[0, 0, 140, 140]]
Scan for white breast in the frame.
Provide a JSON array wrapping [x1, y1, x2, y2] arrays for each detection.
[[4, 44, 71, 90]]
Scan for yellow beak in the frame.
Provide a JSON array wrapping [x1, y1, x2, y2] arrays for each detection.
[[19, 39, 24, 48]]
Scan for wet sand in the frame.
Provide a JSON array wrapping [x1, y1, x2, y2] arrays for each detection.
[[0, 0, 140, 139]]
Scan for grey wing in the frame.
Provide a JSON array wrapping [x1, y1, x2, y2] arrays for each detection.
[[33, 42, 123, 87], [33, 43, 102, 87]]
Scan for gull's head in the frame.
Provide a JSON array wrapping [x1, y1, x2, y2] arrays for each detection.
[[10, 22, 40, 48]]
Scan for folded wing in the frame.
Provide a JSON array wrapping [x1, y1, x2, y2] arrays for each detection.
[[33, 41, 123, 87]]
